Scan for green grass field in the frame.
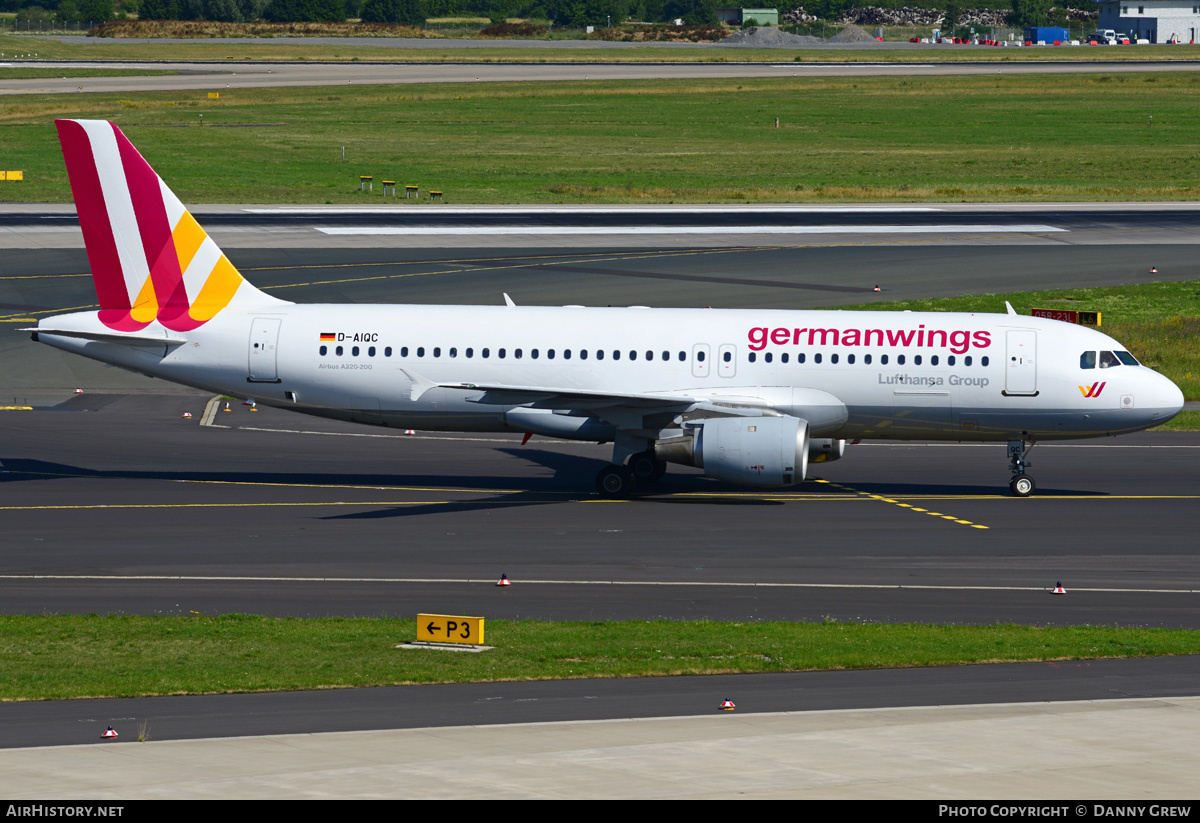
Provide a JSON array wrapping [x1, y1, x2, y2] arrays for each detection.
[[2, 73, 1200, 205], [4, 31, 1200, 63], [4, 614, 1199, 700]]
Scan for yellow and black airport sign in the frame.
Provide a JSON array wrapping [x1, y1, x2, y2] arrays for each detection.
[[417, 613, 485, 645]]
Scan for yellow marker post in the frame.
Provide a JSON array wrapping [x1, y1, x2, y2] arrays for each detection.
[[417, 613, 485, 645]]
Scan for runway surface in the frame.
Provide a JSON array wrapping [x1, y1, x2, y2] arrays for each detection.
[[2, 209, 1198, 794], [4, 56, 1200, 95]]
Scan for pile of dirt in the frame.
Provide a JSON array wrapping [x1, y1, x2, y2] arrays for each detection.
[[827, 23, 878, 42], [713, 26, 824, 47]]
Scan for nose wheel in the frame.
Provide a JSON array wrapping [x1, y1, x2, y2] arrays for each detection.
[[1007, 439, 1036, 497]]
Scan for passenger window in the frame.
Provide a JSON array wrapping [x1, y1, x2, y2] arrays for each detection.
[[531, 349, 538, 359], [580, 350, 588, 360], [1100, 351, 1120, 368], [613, 350, 620, 361], [368, 346, 376, 357], [433, 347, 441, 358], [336, 346, 344, 356], [563, 349, 571, 360], [798, 353, 806, 364], [630, 351, 637, 361], [662, 351, 669, 361], [765, 352, 773, 363], [498, 348, 506, 359], [848, 354, 855, 364], [1080, 351, 1096, 369], [352, 346, 360, 357], [647, 351, 654, 361], [913, 355, 921, 366], [815, 353, 823, 364], [596, 350, 604, 360], [449, 347, 457, 358], [417, 346, 424, 357], [880, 354, 888, 365], [678, 352, 686, 361], [748, 352, 757, 363], [697, 351, 705, 362], [897, 354, 905, 365], [930, 355, 937, 366], [981, 356, 988, 367], [965, 356, 973, 366], [724, 351, 732, 362], [547, 349, 555, 360], [831, 353, 839, 364], [947, 355, 955, 366], [781, 353, 789, 364], [319, 345, 327, 356], [482, 348, 489, 358], [864, 354, 871, 365], [466, 348, 473, 358], [515, 348, 523, 359]]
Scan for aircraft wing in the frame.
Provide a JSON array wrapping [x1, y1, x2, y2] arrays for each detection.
[[437, 381, 699, 410]]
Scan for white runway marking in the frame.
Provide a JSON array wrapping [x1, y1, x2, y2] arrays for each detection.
[[317, 224, 1066, 236], [248, 206, 944, 215], [1, 573, 1197, 594]]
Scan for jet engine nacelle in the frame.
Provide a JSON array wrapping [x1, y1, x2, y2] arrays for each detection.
[[809, 438, 847, 464], [657, 415, 809, 487]]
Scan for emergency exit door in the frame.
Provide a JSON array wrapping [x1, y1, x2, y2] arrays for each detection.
[[1004, 330, 1037, 396], [248, 317, 282, 382]]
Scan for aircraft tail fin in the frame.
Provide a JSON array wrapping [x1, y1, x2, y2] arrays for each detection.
[[55, 119, 285, 333]]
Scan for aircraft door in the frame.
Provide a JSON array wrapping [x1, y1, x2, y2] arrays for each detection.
[[692, 344, 710, 379], [248, 317, 282, 383], [718, 344, 737, 378], [1004, 330, 1037, 396]]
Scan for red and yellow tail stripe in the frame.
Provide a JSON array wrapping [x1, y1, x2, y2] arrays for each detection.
[[56, 119, 252, 333]]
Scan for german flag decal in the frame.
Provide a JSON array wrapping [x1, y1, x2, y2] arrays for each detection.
[[319, 332, 336, 341]]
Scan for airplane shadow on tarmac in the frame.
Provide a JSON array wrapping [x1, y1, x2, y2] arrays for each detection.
[[0, 454, 1104, 522]]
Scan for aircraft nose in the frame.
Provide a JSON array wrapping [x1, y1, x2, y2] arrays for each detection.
[[1150, 370, 1185, 421]]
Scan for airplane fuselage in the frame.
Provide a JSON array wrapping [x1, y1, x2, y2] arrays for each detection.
[[37, 303, 1184, 443]]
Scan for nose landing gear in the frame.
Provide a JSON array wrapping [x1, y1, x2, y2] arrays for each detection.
[[1007, 439, 1036, 497]]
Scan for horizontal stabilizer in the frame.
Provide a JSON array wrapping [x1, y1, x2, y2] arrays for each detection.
[[23, 327, 187, 347]]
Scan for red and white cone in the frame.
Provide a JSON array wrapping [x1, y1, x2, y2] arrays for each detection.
[[1052, 581, 1066, 595], [181, 411, 192, 419], [496, 574, 511, 587], [873, 285, 881, 292], [404, 429, 415, 436], [720, 699, 735, 711], [102, 726, 118, 739], [1150, 266, 1158, 274], [74, 388, 83, 394]]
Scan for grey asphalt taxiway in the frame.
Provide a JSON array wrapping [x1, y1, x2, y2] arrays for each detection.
[[3, 208, 1200, 796]]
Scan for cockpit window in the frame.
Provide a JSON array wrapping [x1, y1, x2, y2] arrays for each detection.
[[1099, 351, 1120, 369], [1080, 351, 1096, 369], [1115, 351, 1139, 366]]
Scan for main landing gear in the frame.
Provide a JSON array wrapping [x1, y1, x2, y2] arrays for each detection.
[[1007, 439, 1036, 497], [595, 451, 667, 499]]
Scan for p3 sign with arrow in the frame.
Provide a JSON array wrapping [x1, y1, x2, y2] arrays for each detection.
[[417, 613, 485, 645]]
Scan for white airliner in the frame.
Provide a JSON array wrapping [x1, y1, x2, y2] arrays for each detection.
[[29, 119, 1184, 498]]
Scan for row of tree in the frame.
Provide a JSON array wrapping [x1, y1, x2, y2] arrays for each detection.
[[1, 0, 1096, 27]]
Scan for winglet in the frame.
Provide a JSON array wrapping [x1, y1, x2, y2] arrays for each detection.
[[1005, 301, 1017, 316], [503, 293, 516, 307]]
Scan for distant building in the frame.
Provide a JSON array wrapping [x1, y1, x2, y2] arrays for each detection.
[[1097, 0, 1200, 43], [716, 8, 781, 26]]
